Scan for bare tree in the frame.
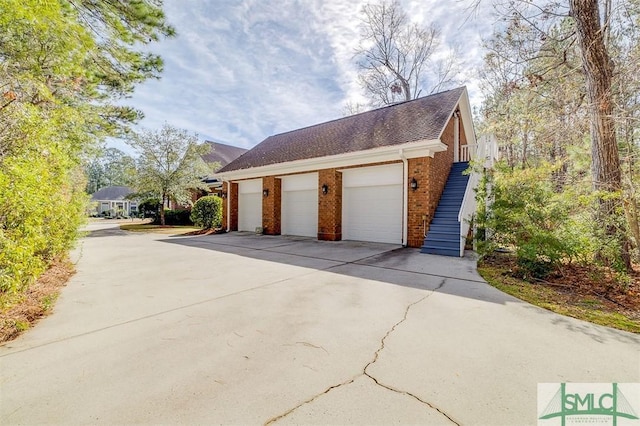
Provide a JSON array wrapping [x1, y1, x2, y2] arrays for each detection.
[[354, 0, 461, 107]]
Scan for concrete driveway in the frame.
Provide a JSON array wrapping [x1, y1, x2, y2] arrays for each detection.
[[1, 222, 638, 425]]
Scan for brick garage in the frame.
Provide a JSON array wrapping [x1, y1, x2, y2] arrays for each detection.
[[217, 87, 476, 250]]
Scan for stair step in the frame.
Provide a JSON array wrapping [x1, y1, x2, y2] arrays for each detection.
[[426, 229, 459, 237], [432, 215, 459, 221], [428, 226, 459, 233], [431, 216, 459, 222], [425, 238, 458, 246], [420, 245, 460, 256], [420, 162, 470, 258]]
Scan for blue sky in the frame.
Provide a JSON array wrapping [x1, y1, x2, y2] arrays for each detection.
[[110, 0, 494, 153]]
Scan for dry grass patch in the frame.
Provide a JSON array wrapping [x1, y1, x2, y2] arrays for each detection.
[[0, 258, 75, 343]]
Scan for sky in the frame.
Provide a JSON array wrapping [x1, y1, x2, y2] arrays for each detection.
[[110, 0, 496, 154]]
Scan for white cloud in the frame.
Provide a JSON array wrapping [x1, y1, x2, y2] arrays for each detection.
[[112, 0, 494, 155]]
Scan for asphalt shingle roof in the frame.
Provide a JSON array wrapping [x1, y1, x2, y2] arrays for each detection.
[[218, 87, 464, 173], [201, 142, 248, 170], [90, 186, 133, 201]]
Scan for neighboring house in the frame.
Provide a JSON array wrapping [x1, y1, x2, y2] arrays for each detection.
[[168, 141, 248, 209], [216, 86, 494, 256], [91, 186, 137, 217], [201, 141, 249, 194]]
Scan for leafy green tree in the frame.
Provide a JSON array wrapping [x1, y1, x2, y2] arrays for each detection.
[[477, 0, 640, 270], [127, 124, 212, 226], [85, 148, 136, 193], [0, 0, 172, 296]]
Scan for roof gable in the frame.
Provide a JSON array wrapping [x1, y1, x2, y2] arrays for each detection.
[[219, 87, 465, 173], [201, 141, 248, 170], [91, 186, 133, 201]]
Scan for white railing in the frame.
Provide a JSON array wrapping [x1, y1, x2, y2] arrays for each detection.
[[460, 143, 476, 162], [457, 134, 498, 256]]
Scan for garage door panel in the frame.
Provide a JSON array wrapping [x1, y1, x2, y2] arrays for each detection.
[[342, 165, 403, 244], [281, 189, 317, 237], [342, 163, 403, 187], [281, 173, 318, 237], [343, 185, 402, 244], [238, 179, 262, 232], [238, 193, 262, 231]]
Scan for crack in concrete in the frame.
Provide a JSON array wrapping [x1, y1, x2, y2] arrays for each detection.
[[264, 377, 358, 425], [362, 279, 459, 425], [364, 374, 460, 425], [265, 279, 459, 425], [363, 288, 437, 371]]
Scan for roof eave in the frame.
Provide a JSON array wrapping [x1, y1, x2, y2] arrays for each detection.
[[215, 139, 447, 181]]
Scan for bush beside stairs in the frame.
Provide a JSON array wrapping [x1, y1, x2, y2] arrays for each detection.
[[421, 162, 469, 257]]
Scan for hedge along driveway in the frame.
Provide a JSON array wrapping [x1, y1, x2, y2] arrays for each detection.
[[1, 222, 638, 425]]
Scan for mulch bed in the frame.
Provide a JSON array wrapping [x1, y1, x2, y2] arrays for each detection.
[[0, 258, 75, 343], [181, 228, 226, 236], [481, 254, 640, 321]]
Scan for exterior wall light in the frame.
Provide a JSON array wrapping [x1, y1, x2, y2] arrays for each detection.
[[410, 178, 418, 191], [220, 191, 227, 199], [321, 184, 328, 195], [263, 189, 269, 197]]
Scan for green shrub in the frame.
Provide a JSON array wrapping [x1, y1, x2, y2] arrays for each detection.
[[475, 163, 586, 279], [190, 196, 222, 229], [0, 145, 86, 295], [139, 198, 160, 220], [161, 209, 193, 226]]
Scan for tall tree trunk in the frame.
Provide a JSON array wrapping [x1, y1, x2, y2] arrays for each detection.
[[570, 0, 632, 270], [159, 194, 166, 226]]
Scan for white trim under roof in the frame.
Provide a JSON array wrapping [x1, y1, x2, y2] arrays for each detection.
[[215, 139, 447, 181]]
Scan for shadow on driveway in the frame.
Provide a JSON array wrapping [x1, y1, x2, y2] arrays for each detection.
[[159, 232, 640, 345], [158, 232, 514, 304], [83, 227, 131, 238]]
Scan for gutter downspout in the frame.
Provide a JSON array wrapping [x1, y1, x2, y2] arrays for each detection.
[[399, 149, 408, 247]]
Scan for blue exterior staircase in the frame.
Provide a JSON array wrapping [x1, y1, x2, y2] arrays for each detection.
[[420, 162, 470, 257]]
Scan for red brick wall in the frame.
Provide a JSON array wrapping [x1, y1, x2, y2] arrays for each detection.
[[407, 157, 430, 247], [430, 114, 456, 212], [223, 114, 463, 246], [405, 114, 457, 247], [221, 181, 228, 229], [228, 182, 239, 231], [317, 169, 342, 241], [262, 176, 281, 235]]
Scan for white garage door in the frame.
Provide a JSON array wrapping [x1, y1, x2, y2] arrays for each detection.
[[342, 164, 403, 244], [238, 179, 262, 232], [281, 173, 318, 237]]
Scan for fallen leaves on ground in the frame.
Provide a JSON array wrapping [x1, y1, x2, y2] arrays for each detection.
[[479, 254, 640, 333], [0, 258, 75, 343]]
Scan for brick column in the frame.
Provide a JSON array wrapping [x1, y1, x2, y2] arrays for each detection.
[[262, 176, 281, 235], [229, 182, 238, 231], [407, 157, 431, 247], [318, 168, 342, 241], [221, 181, 229, 230]]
